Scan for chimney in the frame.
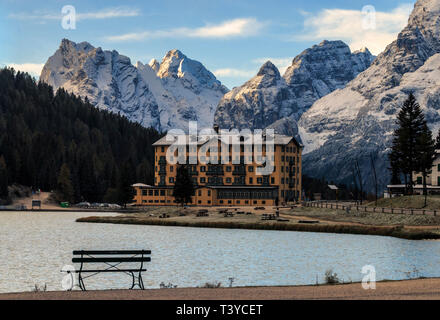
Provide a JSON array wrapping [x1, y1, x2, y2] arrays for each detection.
[[213, 124, 219, 134]]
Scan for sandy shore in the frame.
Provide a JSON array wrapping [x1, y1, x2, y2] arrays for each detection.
[[1, 278, 439, 300]]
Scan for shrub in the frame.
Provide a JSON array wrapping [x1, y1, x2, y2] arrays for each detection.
[[325, 269, 340, 285]]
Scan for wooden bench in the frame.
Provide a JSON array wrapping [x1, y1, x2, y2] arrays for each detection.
[[261, 214, 277, 221], [70, 250, 151, 291]]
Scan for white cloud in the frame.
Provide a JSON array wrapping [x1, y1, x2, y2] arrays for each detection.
[[253, 57, 292, 75], [9, 7, 140, 21], [105, 18, 265, 41], [213, 68, 256, 78], [4, 63, 44, 77], [295, 3, 413, 55]]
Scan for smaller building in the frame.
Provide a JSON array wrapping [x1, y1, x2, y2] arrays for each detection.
[[387, 150, 440, 196]]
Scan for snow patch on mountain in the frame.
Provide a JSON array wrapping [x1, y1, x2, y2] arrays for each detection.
[[40, 40, 228, 132], [214, 40, 374, 134]]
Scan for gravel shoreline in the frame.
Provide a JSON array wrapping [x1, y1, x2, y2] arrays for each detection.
[[1, 278, 439, 300]]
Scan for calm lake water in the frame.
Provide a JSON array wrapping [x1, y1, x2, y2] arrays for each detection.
[[0, 211, 439, 293]]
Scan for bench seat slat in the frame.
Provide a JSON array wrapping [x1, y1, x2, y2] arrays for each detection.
[[73, 250, 151, 255], [72, 257, 151, 263], [72, 269, 147, 273]]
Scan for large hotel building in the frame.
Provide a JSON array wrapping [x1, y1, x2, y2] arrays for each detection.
[[133, 131, 302, 207]]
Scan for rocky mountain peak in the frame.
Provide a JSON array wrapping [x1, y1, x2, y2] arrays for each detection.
[[148, 58, 160, 72], [157, 49, 186, 78], [257, 61, 280, 78], [214, 39, 374, 134], [298, 0, 440, 192]]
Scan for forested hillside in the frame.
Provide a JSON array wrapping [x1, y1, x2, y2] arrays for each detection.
[[0, 68, 162, 204]]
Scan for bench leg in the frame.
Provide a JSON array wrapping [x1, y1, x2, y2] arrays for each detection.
[[139, 272, 145, 290], [129, 271, 145, 290], [130, 272, 136, 289], [78, 272, 86, 291]]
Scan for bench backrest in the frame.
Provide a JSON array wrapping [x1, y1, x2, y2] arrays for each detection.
[[72, 250, 151, 263]]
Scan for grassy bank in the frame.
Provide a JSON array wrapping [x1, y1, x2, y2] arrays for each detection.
[[77, 214, 440, 240], [367, 195, 440, 210]]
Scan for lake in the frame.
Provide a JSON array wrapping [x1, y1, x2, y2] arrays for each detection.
[[0, 211, 439, 293]]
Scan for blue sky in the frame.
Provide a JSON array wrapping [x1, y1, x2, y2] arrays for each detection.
[[0, 0, 415, 88]]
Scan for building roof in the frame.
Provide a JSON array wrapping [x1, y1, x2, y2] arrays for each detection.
[[153, 133, 301, 148]]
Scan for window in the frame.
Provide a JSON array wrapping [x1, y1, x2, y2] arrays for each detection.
[[248, 166, 254, 172], [438, 176, 440, 186], [154, 190, 159, 196], [170, 166, 174, 172], [208, 190, 211, 196], [161, 146, 165, 152], [169, 177, 174, 183], [198, 190, 202, 196], [416, 177, 423, 184], [271, 177, 275, 184], [281, 156, 285, 161], [148, 190, 153, 196], [226, 177, 232, 183], [249, 177, 253, 184], [200, 166, 206, 172], [200, 177, 206, 183], [281, 178, 285, 184], [142, 190, 148, 196], [160, 190, 165, 196], [226, 166, 232, 172], [257, 177, 263, 184], [438, 164, 440, 172]]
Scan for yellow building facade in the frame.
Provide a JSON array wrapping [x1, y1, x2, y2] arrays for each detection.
[[133, 133, 302, 207]]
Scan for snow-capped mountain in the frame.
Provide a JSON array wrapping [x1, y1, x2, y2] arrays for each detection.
[[40, 39, 161, 129], [298, 0, 440, 191], [138, 49, 228, 131], [40, 40, 228, 132], [214, 40, 374, 133]]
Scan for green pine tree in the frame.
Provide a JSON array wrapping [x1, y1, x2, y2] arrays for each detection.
[[389, 93, 426, 194], [416, 123, 436, 207], [0, 156, 9, 202], [56, 163, 74, 203], [173, 165, 195, 206], [117, 162, 135, 208]]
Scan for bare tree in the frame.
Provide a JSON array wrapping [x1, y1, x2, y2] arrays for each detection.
[[370, 153, 378, 206], [354, 160, 364, 205]]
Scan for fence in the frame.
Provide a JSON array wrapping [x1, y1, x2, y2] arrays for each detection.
[[303, 201, 437, 216]]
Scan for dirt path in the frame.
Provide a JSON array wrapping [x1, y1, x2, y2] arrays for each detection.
[[1, 278, 439, 300]]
